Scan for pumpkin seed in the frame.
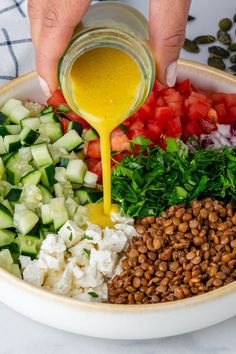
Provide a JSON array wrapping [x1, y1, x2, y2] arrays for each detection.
[[234, 14, 236, 22], [208, 46, 230, 59], [230, 54, 236, 64], [188, 15, 195, 22], [194, 35, 215, 44], [229, 64, 236, 73], [217, 30, 231, 45], [228, 43, 236, 52], [219, 18, 232, 31], [183, 39, 200, 53], [208, 57, 225, 70]]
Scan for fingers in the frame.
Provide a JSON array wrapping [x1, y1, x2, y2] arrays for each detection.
[[29, 0, 91, 92], [149, 0, 191, 86]]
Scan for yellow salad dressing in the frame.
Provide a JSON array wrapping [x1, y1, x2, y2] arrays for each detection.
[[70, 47, 142, 226]]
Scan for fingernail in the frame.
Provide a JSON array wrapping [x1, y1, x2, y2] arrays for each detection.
[[166, 61, 177, 87], [38, 75, 51, 98]]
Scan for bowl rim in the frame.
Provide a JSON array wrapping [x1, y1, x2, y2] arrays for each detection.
[[0, 59, 236, 314]]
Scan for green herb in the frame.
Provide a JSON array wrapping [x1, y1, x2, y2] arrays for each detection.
[[88, 292, 99, 298], [83, 248, 91, 257], [69, 233, 73, 241], [132, 136, 152, 146], [111, 141, 236, 218], [82, 234, 93, 241]]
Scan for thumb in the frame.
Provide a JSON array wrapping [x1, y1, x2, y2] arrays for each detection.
[[36, 0, 91, 92], [149, 0, 191, 87]]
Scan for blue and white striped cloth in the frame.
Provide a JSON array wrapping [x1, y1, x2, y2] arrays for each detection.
[[0, 0, 109, 87], [0, 0, 35, 87]]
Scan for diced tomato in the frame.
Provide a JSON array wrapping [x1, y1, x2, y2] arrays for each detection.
[[164, 91, 183, 104], [86, 158, 101, 170], [199, 119, 216, 134], [155, 97, 165, 107], [47, 88, 66, 108], [112, 151, 132, 163], [177, 79, 192, 97], [136, 103, 155, 120], [214, 103, 228, 124], [90, 160, 102, 183], [207, 108, 218, 123], [165, 116, 182, 138], [154, 107, 175, 126], [61, 118, 69, 133], [87, 139, 101, 159], [146, 120, 162, 137], [145, 91, 156, 107], [129, 119, 145, 131], [183, 120, 203, 137], [153, 80, 166, 95], [167, 102, 184, 117], [212, 93, 226, 105], [188, 99, 211, 120], [111, 134, 130, 152], [222, 94, 236, 108], [228, 106, 236, 123]]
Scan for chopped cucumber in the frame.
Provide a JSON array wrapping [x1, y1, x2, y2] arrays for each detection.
[[41, 204, 53, 225], [1, 98, 22, 116], [20, 127, 39, 145], [40, 164, 55, 187], [1, 199, 13, 213], [0, 136, 6, 154], [57, 104, 70, 113], [59, 156, 70, 168], [0, 112, 10, 125], [13, 206, 39, 235], [21, 117, 40, 131], [54, 183, 64, 198], [0, 229, 16, 247], [6, 188, 22, 202], [17, 235, 41, 258], [0, 124, 21, 137], [0, 249, 13, 272], [83, 170, 98, 186], [0, 203, 13, 228], [0, 157, 4, 179], [31, 143, 53, 167], [75, 188, 103, 205], [21, 169, 42, 186], [10, 263, 22, 278], [40, 112, 58, 123], [83, 128, 99, 141], [39, 122, 62, 143], [38, 185, 53, 203], [41, 105, 54, 115], [4, 135, 21, 152], [19, 147, 32, 161], [9, 105, 30, 124], [65, 197, 78, 218], [49, 198, 69, 230], [66, 159, 87, 184], [53, 129, 83, 152], [68, 121, 83, 136]]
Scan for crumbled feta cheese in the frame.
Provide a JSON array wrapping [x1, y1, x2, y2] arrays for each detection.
[[114, 223, 137, 238], [112, 213, 134, 224], [68, 240, 92, 266], [38, 251, 64, 271], [84, 224, 102, 244], [23, 260, 45, 287], [99, 228, 127, 252], [58, 221, 84, 248], [52, 262, 74, 296], [76, 265, 104, 288], [41, 233, 66, 254], [90, 248, 118, 277]]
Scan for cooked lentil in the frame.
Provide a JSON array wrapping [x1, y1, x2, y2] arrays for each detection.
[[108, 199, 236, 304]]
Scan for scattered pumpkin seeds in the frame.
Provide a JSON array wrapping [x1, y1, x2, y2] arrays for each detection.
[[217, 30, 231, 45], [194, 35, 215, 44], [228, 43, 236, 52], [234, 14, 236, 22], [229, 64, 236, 73], [208, 57, 226, 70], [230, 54, 236, 64], [183, 39, 200, 53], [219, 18, 233, 31], [188, 15, 195, 22], [208, 46, 230, 59]]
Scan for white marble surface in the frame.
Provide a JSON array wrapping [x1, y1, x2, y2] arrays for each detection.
[[1, 0, 236, 353]]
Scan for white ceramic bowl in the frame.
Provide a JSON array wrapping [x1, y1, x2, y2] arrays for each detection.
[[0, 60, 236, 340]]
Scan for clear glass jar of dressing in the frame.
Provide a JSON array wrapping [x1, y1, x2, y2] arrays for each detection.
[[58, 1, 155, 120]]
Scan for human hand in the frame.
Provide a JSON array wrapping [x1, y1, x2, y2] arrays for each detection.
[[28, 0, 91, 93], [28, 0, 191, 93], [149, 0, 191, 87]]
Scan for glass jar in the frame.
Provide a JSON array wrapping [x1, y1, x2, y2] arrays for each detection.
[[58, 1, 155, 119]]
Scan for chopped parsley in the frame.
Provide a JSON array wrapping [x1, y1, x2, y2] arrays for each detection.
[[82, 234, 93, 241], [88, 292, 99, 298], [83, 248, 91, 258]]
